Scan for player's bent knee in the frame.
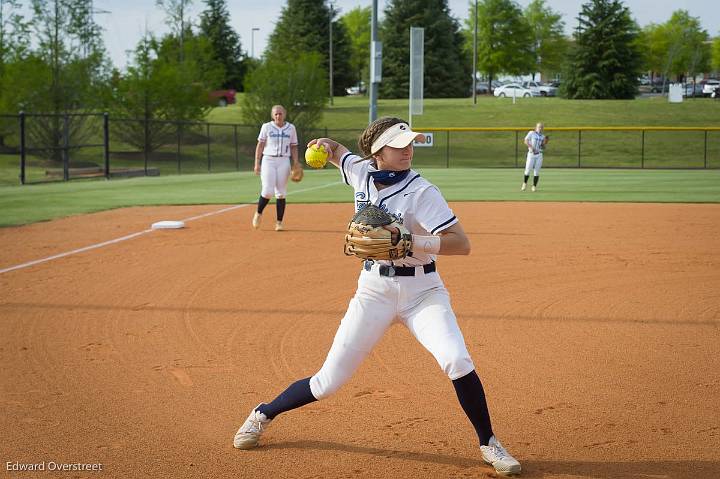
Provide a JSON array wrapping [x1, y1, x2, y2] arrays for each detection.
[[309, 372, 344, 400], [443, 355, 475, 381]]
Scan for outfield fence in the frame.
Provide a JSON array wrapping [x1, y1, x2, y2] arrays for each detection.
[[0, 112, 718, 185]]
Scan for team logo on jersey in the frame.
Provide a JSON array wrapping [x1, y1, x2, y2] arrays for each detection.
[[355, 200, 370, 212], [355, 192, 366, 200]]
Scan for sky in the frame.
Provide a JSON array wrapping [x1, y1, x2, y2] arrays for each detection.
[[82, 0, 720, 70]]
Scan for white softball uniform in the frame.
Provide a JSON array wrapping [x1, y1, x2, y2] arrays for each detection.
[[309, 154, 475, 400], [258, 121, 298, 198], [524, 130, 545, 176]]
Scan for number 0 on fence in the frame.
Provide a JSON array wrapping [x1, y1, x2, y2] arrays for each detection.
[[413, 133, 434, 147]]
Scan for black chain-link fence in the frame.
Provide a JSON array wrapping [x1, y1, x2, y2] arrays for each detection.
[[0, 113, 718, 185]]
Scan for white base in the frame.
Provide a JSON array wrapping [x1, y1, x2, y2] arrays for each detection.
[[151, 220, 185, 230]]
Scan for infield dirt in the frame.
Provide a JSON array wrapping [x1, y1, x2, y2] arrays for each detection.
[[1, 202, 719, 478]]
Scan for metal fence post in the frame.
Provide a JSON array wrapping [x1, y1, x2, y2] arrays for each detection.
[[177, 123, 182, 174], [63, 114, 70, 181], [514, 130, 518, 167], [207, 123, 211, 172], [19, 111, 26, 184], [446, 131, 450, 168], [704, 130, 708, 168], [577, 129, 581, 168], [144, 118, 149, 176], [641, 129, 645, 169], [103, 112, 110, 179], [234, 125, 239, 170]]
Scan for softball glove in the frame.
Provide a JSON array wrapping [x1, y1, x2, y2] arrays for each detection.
[[344, 205, 412, 261]]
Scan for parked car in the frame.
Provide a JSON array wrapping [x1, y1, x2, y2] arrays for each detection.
[[472, 80, 502, 94], [683, 82, 703, 97], [346, 82, 366, 95], [493, 83, 535, 98], [521, 81, 557, 97], [702, 79, 720, 97], [209, 89, 236, 107]]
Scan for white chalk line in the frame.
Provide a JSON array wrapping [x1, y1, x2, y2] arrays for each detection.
[[0, 180, 343, 275]]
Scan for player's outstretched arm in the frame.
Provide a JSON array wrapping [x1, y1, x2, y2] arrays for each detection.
[[307, 138, 349, 169], [437, 222, 471, 255]]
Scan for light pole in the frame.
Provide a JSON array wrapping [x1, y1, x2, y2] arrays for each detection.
[[329, 2, 335, 106], [251, 27, 260, 58], [472, 0, 477, 104]]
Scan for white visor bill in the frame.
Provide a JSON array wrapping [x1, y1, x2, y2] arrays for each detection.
[[370, 123, 425, 154]]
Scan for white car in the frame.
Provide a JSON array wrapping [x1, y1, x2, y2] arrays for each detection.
[[702, 80, 720, 97], [493, 83, 535, 98], [522, 81, 558, 97]]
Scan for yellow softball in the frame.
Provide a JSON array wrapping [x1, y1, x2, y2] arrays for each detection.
[[305, 144, 329, 169]]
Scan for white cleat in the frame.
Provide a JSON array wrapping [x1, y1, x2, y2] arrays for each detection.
[[480, 436, 522, 476], [275, 221, 284, 231], [252, 212, 262, 229], [521, 183, 526, 191], [531, 185, 537, 192], [233, 405, 272, 449]]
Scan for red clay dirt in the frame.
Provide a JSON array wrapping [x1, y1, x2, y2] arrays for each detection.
[[1, 202, 719, 479]]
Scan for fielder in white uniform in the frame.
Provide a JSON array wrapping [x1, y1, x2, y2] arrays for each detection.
[[521, 122, 549, 192], [234, 117, 522, 476], [252, 105, 300, 231]]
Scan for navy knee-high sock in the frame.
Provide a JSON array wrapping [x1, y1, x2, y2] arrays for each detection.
[[452, 370, 494, 446], [257, 196, 270, 214], [276, 198, 286, 221], [523, 174, 529, 184], [256, 377, 317, 420], [533, 175, 540, 186]]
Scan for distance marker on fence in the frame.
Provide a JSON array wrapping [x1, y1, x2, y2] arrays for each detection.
[[413, 133, 434, 147]]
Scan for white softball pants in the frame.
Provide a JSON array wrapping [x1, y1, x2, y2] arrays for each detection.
[[309, 267, 475, 400], [260, 156, 291, 198], [524, 152, 543, 176]]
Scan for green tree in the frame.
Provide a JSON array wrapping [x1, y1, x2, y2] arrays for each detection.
[[341, 6, 370, 92], [108, 33, 175, 153], [0, 0, 30, 143], [524, 0, 567, 80], [465, 0, 533, 93], [241, 52, 327, 141], [562, 0, 642, 99], [266, 0, 353, 96], [156, 0, 193, 61], [712, 36, 720, 73], [199, 0, 246, 90], [22, 0, 110, 161], [382, 0, 468, 98], [661, 10, 710, 85], [638, 23, 667, 82]]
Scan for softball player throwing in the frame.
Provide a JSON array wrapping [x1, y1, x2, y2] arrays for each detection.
[[521, 122, 548, 192], [252, 105, 300, 231], [234, 117, 522, 476]]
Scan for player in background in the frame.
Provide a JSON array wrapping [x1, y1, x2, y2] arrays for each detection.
[[253, 105, 300, 231], [521, 123, 549, 192], [234, 117, 522, 476]]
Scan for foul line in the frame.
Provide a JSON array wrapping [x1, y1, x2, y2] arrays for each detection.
[[0, 180, 343, 275]]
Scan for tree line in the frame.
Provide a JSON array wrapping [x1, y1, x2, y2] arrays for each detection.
[[1, 0, 719, 155]]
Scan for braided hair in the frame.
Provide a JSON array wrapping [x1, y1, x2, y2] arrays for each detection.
[[357, 117, 406, 160]]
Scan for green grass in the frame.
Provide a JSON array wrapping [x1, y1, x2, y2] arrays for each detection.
[[209, 94, 720, 129], [2, 95, 718, 186], [1, 168, 718, 227]]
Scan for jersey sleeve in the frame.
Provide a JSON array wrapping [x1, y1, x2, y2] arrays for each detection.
[[289, 124, 298, 146], [415, 186, 458, 235], [524, 131, 533, 143], [257, 123, 268, 142], [338, 152, 368, 187]]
